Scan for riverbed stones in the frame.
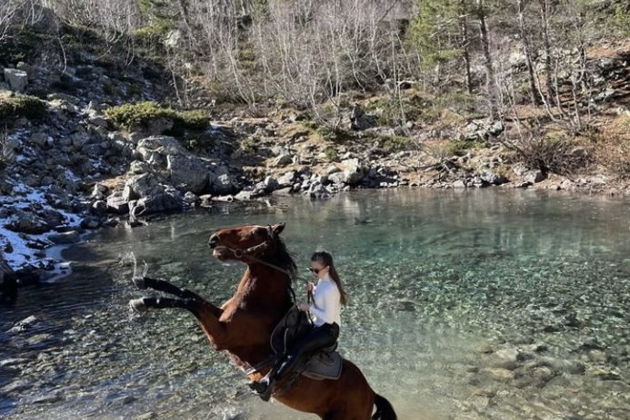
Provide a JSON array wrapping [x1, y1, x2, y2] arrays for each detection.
[[6, 315, 39, 334], [482, 367, 515, 381]]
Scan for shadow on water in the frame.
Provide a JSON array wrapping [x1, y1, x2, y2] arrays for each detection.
[[1, 189, 629, 419]]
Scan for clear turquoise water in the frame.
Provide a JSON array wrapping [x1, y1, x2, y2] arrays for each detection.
[[1, 189, 629, 420]]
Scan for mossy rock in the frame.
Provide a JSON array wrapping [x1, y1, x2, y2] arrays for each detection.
[[105, 101, 209, 133], [378, 135, 415, 153], [446, 139, 486, 156], [0, 95, 48, 121]]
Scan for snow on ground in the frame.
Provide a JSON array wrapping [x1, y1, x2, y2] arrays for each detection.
[[1, 179, 84, 273]]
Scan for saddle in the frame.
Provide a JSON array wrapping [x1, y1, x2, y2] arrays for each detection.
[[269, 306, 343, 381]]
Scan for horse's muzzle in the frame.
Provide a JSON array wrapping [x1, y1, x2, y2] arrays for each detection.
[[208, 234, 219, 249]]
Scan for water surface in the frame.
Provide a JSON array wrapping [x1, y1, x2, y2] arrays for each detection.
[[1, 189, 629, 420]]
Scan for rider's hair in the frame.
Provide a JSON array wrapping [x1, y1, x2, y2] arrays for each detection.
[[310, 251, 347, 305]]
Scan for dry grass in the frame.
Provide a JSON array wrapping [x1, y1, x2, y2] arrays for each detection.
[[595, 113, 630, 178]]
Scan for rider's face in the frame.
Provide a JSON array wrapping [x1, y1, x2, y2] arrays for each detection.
[[309, 261, 329, 279]]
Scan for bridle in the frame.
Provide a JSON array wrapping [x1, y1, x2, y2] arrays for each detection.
[[214, 225, 298, 302]]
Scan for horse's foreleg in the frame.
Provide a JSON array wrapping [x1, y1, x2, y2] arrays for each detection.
[[129, 296, 198, 313], [129, 295, 229, 348], [134, 277, 204, 301]]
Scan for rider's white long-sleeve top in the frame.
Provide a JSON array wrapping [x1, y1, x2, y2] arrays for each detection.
[[309, 276, 342, 327]]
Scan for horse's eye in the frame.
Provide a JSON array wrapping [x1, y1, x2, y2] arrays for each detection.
[[254, 226, 268, 237]]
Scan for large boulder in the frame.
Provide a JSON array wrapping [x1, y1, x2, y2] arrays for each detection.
[[123, 173, 164, 201], [210, 173, 238, 195], [166, 154, 209, 194], [136, 136, 186, 167], [3, 69, 28, 92], [106, 192, 129, 214], [334, 158, 365, 186], [130, 190, 183, 216], [5, 211, 51, 234]]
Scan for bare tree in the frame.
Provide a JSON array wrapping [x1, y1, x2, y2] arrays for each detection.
[[475, 0, 499, 119], [0, 0, 20, 42]]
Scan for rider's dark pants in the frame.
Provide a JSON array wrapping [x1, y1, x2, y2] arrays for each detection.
[[274, 322, 340, 379]]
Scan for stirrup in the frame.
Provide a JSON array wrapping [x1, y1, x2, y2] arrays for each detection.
[[248, 380, 273, 401]]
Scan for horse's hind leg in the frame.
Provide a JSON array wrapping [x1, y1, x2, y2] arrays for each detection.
[[133, 277, 204, 301]]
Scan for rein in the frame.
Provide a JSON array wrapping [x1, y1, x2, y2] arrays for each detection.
[[216, 229, 298, 304]]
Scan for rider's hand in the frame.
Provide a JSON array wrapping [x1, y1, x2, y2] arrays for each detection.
[[306, 282, 315, 292], [297, 302, 310, 312]]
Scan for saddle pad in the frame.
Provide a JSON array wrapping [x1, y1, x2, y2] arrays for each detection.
[[301, 350, 343, 380]]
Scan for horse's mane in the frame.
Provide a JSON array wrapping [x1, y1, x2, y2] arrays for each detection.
[[268, 236, 298, 283]]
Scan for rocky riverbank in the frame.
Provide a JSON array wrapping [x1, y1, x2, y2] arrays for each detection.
[[1, 27, 629, 297]]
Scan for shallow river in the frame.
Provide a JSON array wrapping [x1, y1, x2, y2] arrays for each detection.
[[1, 189, 629, 420]]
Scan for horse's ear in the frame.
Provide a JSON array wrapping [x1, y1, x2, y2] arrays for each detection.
[[271, 222, 286, 236]]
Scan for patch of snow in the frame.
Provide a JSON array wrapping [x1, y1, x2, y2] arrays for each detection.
[[0, 181, 85, 272]]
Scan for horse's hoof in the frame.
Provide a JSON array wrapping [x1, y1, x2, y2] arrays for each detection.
[[129, 298, 148, 313], [133, 277, 147, 290]]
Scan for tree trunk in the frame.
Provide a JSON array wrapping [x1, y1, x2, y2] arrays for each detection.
[[539, 0, 555, 104], [517, 0, 541, 104], [476, 0, 499, 119], [460, 0, 473, 94]]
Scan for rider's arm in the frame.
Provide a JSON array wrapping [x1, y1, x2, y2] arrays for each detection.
[[308, 283, 339, 324]]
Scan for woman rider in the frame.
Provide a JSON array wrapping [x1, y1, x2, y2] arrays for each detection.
[[250, 250, 348, 401]]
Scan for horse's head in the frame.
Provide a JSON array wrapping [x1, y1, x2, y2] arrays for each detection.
[[208, 223, 287, 262]]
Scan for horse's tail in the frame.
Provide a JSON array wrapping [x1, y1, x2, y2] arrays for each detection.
[[372, 393, 397, 420]]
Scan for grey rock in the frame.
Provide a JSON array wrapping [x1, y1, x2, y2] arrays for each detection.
[[136, 136, 185, 163], [48, 231, 80, 244], [129, 160, 150, 174], [263, 176, 279, 193], [106, 192, 129, 214], [234, 190, 253, 201], [524, 169, 545, 184], [7, 315, 38, 334], [210, 174, 238, 195], [132, 191, 183, 215], [183, 191, 199, 205], [82, 143, 102, 157], [199, 194, 213, 207], [167, 154, 208, 194], [80, 216, 101, 229], [124, 173, 164, 201], [480, 171, 508, 185], [452, 180, 467, 189], [91, 183, 109, 200], [272, 153, 293, 167], [277, 171, 296, 187], [5, 211, 50, 234], [350, 104, 377, 130], [272, 187, 292, 196], [462, 119, 504, 140], [3, 69, 28, 92]]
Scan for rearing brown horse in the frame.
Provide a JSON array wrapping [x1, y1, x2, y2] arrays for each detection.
[[129, 223, 397, 420]]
